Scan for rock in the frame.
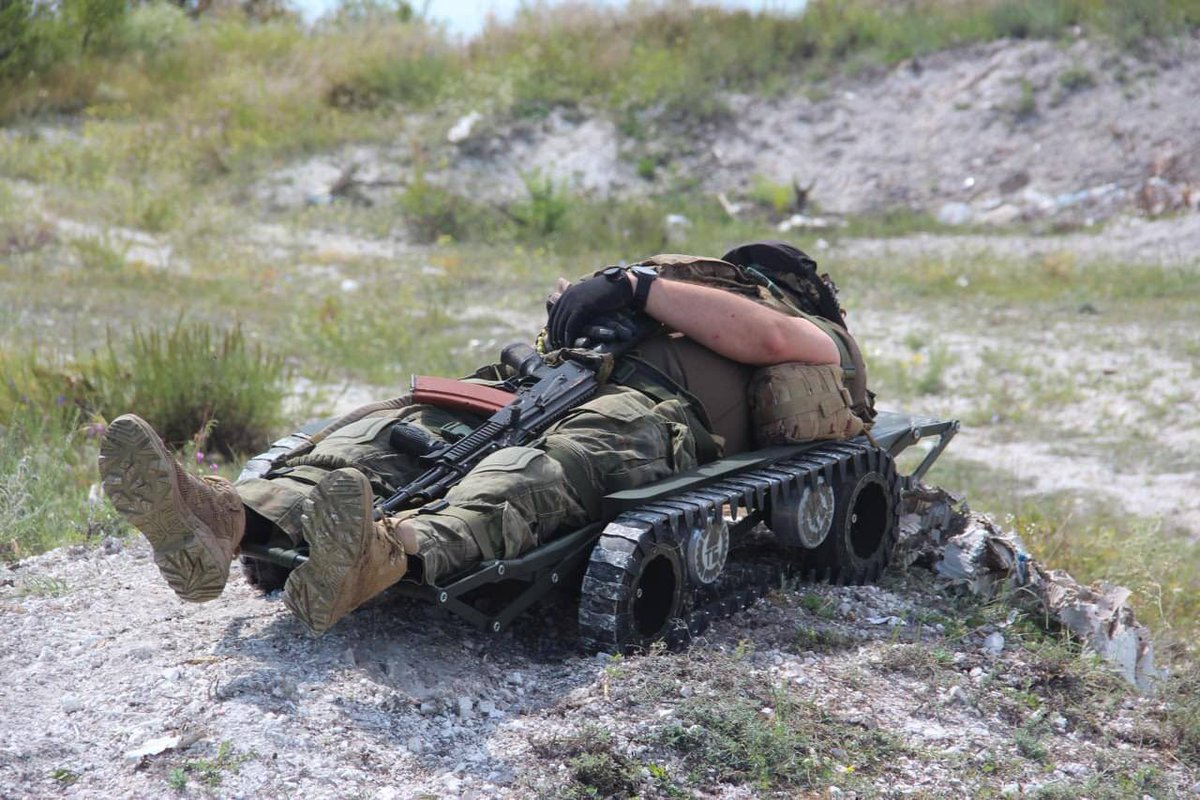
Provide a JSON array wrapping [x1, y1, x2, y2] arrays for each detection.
[[664, 213, 692, 245], [1001, 783, 1020, 797], [936, 202, 973, 226], [942, 685, 969, 706], [457, 696, 474, 719], [983, 632, 1005, 656], [406, 736, 426, 755], [777, 213, 844, 231], [60, 695, 83, 714], [506, 671, 524, 686], [998, 171, 1031, 194], [447, 111, 482, 144], [979, 203, 1022, 226], [123, 734, 182, 761]]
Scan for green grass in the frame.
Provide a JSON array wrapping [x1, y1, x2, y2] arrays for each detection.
[[0, 322, 287, 561], [0, 406, 123, 561], [630, 649, 915, 793], [850, 253, 1200, 311]]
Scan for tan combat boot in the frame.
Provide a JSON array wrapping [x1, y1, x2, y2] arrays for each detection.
[[99, 414, 245, 602], [283, 468, 412, 636]]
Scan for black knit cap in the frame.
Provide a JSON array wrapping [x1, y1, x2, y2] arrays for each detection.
[[721, 240, 843, 325]]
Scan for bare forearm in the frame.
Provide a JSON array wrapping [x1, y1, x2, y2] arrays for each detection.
[[630, 274, 839, 366]]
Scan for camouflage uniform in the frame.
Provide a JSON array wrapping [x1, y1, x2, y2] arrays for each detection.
[[236, 386, 697, 584], [237, 253, 867, 586]]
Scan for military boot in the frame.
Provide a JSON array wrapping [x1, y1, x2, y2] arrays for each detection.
[[99, 414, 245, 602], [283, 468, 410, 636]]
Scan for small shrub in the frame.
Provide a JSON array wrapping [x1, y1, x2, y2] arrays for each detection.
[[747, 175, 794, 215], [89, 319, 288, 457], [1164, 661, 1200, 763], [1013, 726, 1049, 762], [1058, 65, 1095, 92], [533, 726, 639, 799], [988, 1, 1076, 40], [509, 169, 570, 239], [1014, 78, 1037, 119], [397, 173, 492, 243], [120, 2, 191, 58], [0, 403, 122, 562], [72, 237, 127, 273]]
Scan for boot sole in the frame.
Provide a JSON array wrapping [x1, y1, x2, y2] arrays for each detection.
[[98, 415, 229, 602], [283, 468, 374, 636]]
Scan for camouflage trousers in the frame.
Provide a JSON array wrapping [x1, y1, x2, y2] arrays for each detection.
[[236, 386, 698, 584]]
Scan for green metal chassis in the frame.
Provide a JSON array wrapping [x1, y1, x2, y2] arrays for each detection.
[[239, 410, 958, 633]]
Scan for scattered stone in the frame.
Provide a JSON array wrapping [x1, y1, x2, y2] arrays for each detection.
[[457, 696, 474, 719], [447, 111, 483, 144], [942, 685, 969, 706], [936, 202, 973, 226], [978, 203, 1022, 226], [983, 632, 1005, 656], [123, 734, 182, 761]]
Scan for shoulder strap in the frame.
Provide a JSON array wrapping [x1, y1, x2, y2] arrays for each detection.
[[609, 356, 720, 464]]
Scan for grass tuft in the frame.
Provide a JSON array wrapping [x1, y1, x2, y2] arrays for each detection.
[[89, 319, 288, 457]]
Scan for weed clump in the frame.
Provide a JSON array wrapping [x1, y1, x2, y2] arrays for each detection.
[[532, 726, 639, 799], [90, 319, 288, 457]]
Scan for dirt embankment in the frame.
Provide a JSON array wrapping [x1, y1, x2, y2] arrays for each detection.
[[259, 38, 1200, 229]]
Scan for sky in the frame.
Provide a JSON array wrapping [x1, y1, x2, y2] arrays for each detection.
[[298, 0, 810, 38]]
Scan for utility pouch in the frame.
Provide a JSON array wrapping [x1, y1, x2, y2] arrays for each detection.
[[748, 363, 865, 447]]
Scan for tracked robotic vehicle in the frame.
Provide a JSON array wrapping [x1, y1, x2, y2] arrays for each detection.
[[238, 358, 957, 653]]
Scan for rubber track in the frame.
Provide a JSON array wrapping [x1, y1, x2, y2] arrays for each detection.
[[578, 440, 897, 653]]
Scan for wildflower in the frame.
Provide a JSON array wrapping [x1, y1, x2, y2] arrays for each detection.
[[196, 451, 205, 464]]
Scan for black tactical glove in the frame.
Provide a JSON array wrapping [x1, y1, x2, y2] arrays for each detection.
[[547, 268, 632, 348], [580, 312, 640, 344]]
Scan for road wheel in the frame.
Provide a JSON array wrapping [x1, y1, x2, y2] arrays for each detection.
[[802, 449, 900, 584], [578, 524, 686, 654]]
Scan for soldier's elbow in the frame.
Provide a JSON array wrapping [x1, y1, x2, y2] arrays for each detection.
[[758, 322, 839, 366]]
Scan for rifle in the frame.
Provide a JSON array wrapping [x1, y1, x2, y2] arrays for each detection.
[[374, 317, 653, 518]]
